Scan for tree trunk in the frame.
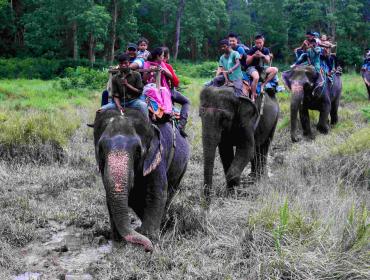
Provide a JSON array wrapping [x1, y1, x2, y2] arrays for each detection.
[[88, 33, 95, 65], [72, 21, 78, 61], [110, 0, 118, 64], [174, 0, 185, 60]]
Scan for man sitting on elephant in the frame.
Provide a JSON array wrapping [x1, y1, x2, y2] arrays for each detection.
[[99, 53, 148, 120], [246, 34, 278, 97], [206, 39, 244, 97]]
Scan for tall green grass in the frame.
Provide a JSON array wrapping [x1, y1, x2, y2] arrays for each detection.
[[0, 79, 98, 147]]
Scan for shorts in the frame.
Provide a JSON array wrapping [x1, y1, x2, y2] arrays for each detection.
[[247, 66, 258, 76]]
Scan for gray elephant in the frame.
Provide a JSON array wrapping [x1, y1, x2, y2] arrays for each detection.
[[94, 109, 189, 252], [282, 65, 342, 142], [361, 69, 370, 100], [199, 87, 279, 205]]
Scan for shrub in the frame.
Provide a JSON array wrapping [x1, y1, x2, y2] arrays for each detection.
[[331, 127, 370, 155], [173, 61, 218, 78], [0, 109, 80, 147], [59, 67, 107, 90], [0, 58, 109, 80]]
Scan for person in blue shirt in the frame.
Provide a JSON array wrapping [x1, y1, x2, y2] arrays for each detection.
[[126, 43, 145, 70], [228, 32, 249, 70]]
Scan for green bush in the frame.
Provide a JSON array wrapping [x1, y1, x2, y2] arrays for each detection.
[[0, 109, 80, 146], [173, 61, 218, 78], [361, 105, 370, 121], [331, 127, 370, 155], [0, 58, 109, 80], [59, 67, 107, 90]]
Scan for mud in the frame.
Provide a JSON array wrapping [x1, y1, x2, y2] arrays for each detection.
[[14, 222, 112, 279]]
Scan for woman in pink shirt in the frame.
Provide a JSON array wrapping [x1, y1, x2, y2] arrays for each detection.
[[143, 47, 173, 117]]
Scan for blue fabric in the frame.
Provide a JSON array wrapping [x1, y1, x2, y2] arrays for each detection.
[[101, 90, 109, 106], [362, 60, 370, 71], [295, 49, 305, 60], [235, 45, 246, 56], [234, 45, 248, 70], [242, 72, 278, 95], [296, 53, 308, 65], [100, 96, 148, 119]]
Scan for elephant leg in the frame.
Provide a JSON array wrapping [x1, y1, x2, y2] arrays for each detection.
[[140, 167, 168, 240], [300, 106, 313, 139], [203, 141, 218, 206], [317, 110, 330, 134], [290, 94, 303, 142], [128, 183, 146, 222], [226, 125, 255, 190], [330, 98, 339, 125], [161, 166, 187, 230], [218, 141, 234, 177]]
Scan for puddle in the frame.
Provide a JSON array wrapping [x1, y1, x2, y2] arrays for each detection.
[[14, 272, 41, 280], [15, 224, 112, 279]]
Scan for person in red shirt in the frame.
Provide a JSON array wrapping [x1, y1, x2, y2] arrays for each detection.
[[162, 47, 190, 137]]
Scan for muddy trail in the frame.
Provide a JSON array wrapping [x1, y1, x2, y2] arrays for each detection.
[[1, 103, 369, 279]]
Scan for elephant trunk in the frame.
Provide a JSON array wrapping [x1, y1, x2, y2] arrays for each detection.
[[104, 150, 153, 252], [201, 115, 221, 205]]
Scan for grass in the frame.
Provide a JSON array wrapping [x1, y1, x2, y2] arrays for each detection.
[[0, 79, 98, 150], [341, 72, 368, 102], [0, 65, 369, 279]]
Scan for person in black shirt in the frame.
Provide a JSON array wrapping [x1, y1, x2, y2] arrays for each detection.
[[246, 35, 278, 97]]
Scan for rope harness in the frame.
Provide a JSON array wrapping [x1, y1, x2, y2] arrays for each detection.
[[166, 118, 177, 173]]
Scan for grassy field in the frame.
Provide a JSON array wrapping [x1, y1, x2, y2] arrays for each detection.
[[0, 69, 369, 279]]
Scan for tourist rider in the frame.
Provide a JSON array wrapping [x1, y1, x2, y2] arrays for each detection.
[[99, 53, 148, 120], [246, 34, 278, 97], [162, 46, 190, 137]]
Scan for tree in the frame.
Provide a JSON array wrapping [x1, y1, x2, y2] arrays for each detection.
[[174, 0, 185, 60], [78, 4, 110, 64]]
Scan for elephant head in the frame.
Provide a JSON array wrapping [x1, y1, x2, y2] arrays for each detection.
[[282, 65, 323, 98], [94, 109, 162, 252]]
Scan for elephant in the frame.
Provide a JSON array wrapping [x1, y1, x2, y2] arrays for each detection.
[[282, 65, 342, 142], [93, 109, 189, 252], [199, 86, 279, 205], [361, 69, 370, 100]]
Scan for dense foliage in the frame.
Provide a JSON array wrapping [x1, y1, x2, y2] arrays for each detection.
[[0, 0, 369, 67]]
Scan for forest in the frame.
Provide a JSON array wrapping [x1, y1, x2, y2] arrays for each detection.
[[0, 0, 369, 67]]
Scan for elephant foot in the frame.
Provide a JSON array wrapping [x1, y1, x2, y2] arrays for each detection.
[[226, 177, 240, 190], [303, 132, 315, 141], [291, 134, 301, 142], [124, 230, 154, 252], [244, 173, 257, 185], [317, 124, 329, 134]]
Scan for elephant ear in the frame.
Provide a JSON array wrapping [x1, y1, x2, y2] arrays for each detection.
[[282, 70, 293, 91], [143, 124, 163, 176], [312, 71, 325, 97]]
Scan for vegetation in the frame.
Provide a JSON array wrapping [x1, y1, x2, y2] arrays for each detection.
[[0, 0, 369, 67], [0, 61, 369, 278], [0, 79, 98, 149]]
